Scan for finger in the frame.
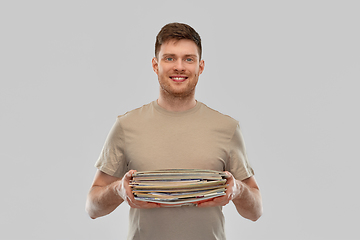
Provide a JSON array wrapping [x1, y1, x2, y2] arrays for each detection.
[[224, 171, 232, 178], [197, 200, 221, 208], [159, 203, 183, 208], [127, 194, 159, 208], [130, 199, 159, 209], [124, 170, 137, 181], [124, 170, 137, 201], [118, 171, 136, 203], [196, 196, 230, 208]]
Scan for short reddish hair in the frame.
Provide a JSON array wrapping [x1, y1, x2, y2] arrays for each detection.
[[155, 22, 202, 60]]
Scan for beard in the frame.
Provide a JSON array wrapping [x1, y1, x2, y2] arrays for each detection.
[[158, 75, 198, 99]]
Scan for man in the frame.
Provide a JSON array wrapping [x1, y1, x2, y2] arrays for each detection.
[[86, 22, 262, 240]]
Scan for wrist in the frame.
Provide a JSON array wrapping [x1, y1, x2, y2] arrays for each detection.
[[112, 180, 124, 202], [232, 180, 243, 200]]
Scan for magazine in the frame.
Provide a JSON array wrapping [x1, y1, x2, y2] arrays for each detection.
[[130, 169, 228, 206]]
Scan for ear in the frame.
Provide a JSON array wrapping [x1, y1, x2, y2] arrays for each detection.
[[152, 57, 159, 75], [199, 59, 205, 75]]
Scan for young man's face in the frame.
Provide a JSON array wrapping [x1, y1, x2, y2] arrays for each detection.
[[152, 39, 205, 99]]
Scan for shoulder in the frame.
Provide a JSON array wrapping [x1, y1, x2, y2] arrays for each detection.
[[198, 102, 239, 127], [116, 102, 153, 122]]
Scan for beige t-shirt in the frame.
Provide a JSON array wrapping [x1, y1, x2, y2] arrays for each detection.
[[95, 100, 254, 240]]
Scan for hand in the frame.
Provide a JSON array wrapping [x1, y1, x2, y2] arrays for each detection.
[[196, 171, 242, 208], [116, 170, 160, 209]]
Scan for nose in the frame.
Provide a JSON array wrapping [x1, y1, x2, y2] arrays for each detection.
[[173, 59, 185, 72]]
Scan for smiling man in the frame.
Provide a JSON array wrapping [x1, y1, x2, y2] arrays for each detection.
[[86, 22, 262, 240], [153, 38, 204, 110]]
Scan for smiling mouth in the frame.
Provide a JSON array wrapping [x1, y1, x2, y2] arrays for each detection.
[[170, 76, 188, 82]]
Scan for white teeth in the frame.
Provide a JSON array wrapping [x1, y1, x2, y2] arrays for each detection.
[[172, 77, 186, 80]]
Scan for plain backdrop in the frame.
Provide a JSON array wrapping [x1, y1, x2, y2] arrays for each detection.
[[1, 1, 359, 239]]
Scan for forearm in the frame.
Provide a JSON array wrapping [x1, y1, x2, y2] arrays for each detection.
[[232, 180, 263, 221], [86, 181, 124, 219]]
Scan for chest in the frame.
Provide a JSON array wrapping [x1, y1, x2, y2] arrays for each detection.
[[123, 119, 230, 172]]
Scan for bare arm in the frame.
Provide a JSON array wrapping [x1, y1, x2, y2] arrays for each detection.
[[85, 170, 124, 219], [85, 170, 159, 219], [197, 173, 263, 222], [231, 176, 263, 221]]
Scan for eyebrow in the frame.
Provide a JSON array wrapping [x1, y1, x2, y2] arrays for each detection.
[[162, 53, 198, 59]]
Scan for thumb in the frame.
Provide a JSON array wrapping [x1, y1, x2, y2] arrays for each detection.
[[124, 170, 136, 181], [118, 170, 136, 202]]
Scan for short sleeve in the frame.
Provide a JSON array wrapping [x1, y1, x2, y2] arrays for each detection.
[[95, 117, 127, 178], [226, 124, 254, 180]]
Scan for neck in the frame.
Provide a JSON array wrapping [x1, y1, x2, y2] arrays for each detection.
[[157, 91, 197, 112]]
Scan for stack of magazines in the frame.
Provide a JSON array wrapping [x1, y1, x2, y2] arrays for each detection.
[[130, 169, 228, 206]]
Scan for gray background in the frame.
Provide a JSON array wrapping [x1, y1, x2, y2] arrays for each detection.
[[1, 1, 359, 239]]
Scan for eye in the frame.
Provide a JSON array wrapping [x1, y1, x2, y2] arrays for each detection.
[[165, 57, 174, 61], [185, 58, 194, 62]]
